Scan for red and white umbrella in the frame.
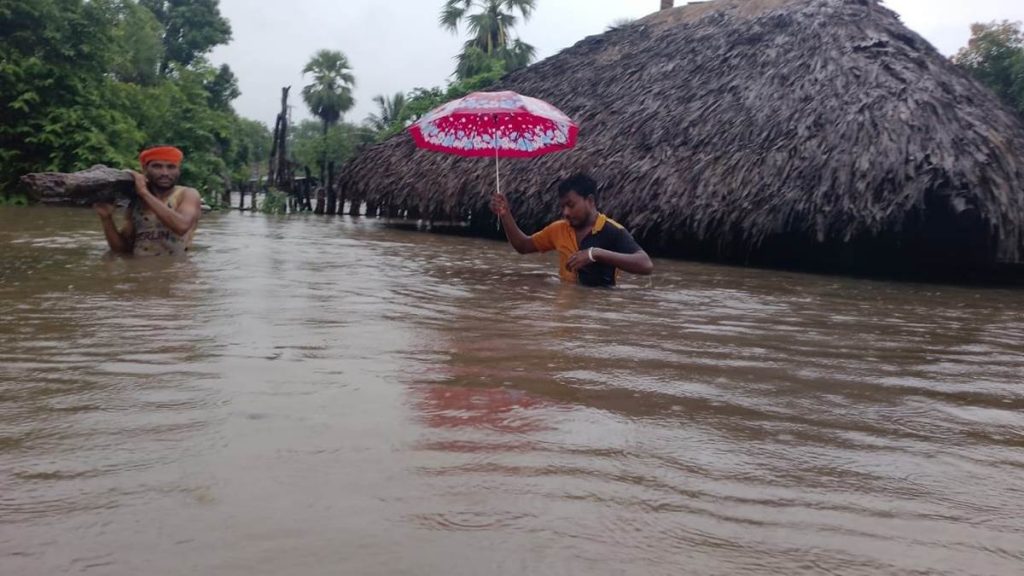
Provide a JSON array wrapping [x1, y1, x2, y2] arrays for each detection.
[[408, 90, 579, 196]]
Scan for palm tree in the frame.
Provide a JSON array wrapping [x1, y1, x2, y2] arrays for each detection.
[[503, 38, 535, 70], [301, 49, 356, 137], [440, 0, 537, 78], [301, 49, 356, 214], [366, 92, 408, 132]]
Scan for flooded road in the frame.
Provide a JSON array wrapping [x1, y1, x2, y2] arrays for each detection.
[[1, 206, 1023, 575]]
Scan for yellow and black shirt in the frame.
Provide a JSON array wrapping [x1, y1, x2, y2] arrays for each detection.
[[531, 213, 642, 287]]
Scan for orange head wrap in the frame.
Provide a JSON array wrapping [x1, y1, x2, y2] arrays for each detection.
[[139, 146, 184, 168]]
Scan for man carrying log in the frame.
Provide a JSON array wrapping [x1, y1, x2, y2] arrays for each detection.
[[490, 173, 654, 287], [95, 146, 201, 256]]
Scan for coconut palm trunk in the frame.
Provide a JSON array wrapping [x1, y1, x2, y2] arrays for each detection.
[[322, 121, 338, 215]]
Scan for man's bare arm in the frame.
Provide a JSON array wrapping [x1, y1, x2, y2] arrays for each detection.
[[94, 203, 134, 253], [567, 248, 654, 275], [491, 193, 538, 254], [595, 248, 654, 275]]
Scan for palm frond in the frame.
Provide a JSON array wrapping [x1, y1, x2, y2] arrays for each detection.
[[439, 0, 471, 33]]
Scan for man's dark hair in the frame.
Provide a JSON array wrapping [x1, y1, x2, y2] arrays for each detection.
[[558, 173, 598, 199]]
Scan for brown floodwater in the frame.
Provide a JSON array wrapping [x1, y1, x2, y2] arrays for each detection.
[[1, 206, 1023, 575]]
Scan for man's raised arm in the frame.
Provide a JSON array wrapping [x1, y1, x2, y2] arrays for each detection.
[[128, 171, 200, 236], [490, 193, 537, 254]]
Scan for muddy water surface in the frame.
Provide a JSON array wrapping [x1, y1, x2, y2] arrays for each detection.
[[1, 206, 1023, 575]]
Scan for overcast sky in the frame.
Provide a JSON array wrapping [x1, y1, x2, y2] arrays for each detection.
[[210, 0, 1024, 128]]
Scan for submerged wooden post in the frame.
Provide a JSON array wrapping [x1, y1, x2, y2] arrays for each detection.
[[268, 87, 290, 191], [326, 161, 337, 215], [313, 185, 325, 215], [268, 116, 282, 186]]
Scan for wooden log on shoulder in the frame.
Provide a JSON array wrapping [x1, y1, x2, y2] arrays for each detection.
[[20, 165, 135, 206]]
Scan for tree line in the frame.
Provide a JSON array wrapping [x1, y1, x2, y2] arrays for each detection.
[[0, 0, 539, 205], [4, 0, 1022, 208], [953, 20, 1024, 118], [0, 0, 269, 205], [293, 0, 538, 191]]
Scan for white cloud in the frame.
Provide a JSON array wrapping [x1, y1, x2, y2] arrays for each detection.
[[883, 0, 1024, 54]]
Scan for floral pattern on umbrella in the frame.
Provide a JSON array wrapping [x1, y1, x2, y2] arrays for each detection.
[[409, 91, 578, 159]]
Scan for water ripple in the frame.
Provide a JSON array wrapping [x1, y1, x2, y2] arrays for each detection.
[[1, 207, 1022, 575]]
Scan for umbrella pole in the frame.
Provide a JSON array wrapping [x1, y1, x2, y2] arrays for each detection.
[[494, 123, 501, 231], [495, 146, 501, 196]]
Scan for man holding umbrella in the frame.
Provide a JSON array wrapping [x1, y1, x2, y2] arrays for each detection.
[[490, 173, 653, 287], [408, 91, 652, 287]]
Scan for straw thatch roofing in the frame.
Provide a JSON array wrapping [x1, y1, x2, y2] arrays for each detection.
[[339, 0, 1024, 274]]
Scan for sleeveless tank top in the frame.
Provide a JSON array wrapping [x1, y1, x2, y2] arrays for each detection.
[[131, 186, 196, 256]]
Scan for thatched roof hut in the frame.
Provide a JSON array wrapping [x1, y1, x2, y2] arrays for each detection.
[[339, 0, 1024, 275]]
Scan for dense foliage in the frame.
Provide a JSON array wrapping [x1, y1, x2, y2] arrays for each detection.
[[366, 59, 508, 142], [290, 120, 375, 176], [0, 0, 270, 202], [440, 0, 536, 79], [954, 20, 1024, 118], [357, 1, 532, 144]]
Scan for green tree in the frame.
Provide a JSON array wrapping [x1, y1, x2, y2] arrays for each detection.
[[453, 42, 527, 79], [0, 0, 138, 189], [366, 92, 409, 132], [440, 0, 536, 79], [117, 67, 230, 192], [290, 119, 372, 214], [954, 21, 1024, 117], [301, 50, 357, 134], [139, 0, 232, 74], [446, 58, 507, 103], [291, 120, 356, 173], [0, 0, 261, 203], [301, 49, 357, 188], [290, 121, 375, 178], [372, 63, 507, 141], [455, 46, 496, 80], [228, 117, 272, 184], [398, 87, 448, 128], [111, 0, 165, 85], [204, 64, 241, 111]]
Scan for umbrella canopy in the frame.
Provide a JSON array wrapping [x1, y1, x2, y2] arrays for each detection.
[[409, 90, 578, 159]]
